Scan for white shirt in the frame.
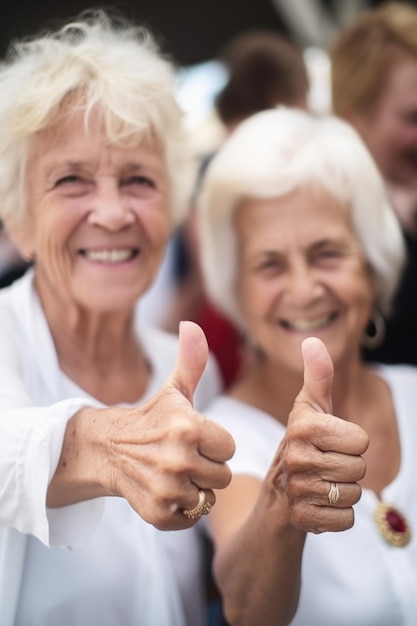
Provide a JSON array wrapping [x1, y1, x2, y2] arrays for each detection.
[[0, 269, 222, 626], [205, 365, 417, 626]]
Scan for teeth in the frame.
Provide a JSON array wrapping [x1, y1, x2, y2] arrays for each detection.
[[285, 315, 332, 332], [84, 249, 134, 263]]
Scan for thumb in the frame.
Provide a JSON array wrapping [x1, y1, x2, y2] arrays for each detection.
[[169, 320, 209, 404], [299, 337, 334, 414]]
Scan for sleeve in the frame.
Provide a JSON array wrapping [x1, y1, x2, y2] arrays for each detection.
[[0, 302, 103, 548], [0, 400, 104, 548]]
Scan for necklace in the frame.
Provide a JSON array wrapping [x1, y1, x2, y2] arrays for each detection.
[[374, 501, 411, 547]]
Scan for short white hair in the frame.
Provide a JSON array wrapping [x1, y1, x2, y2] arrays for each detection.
[[0, 9, 193, 231], [198, 107, 406, 328]]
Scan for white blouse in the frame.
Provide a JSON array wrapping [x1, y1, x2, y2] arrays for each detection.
[[0, 270, 221, 626], [205, 365, 417, 626]]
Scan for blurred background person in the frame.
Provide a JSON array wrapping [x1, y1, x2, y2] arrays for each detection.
[[197, 107, 417, 626], [215, 28, 310, 134], [330, 1, 417, 365], [163, 29, 311, 389], [0, 10, 235, 626]]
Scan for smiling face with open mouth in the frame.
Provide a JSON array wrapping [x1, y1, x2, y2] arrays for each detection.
[[17, 106, 170, 317], [234, 184, 375, 375]]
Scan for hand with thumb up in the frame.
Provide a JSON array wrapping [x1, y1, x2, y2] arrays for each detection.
[[47, 321, 235, 530], [276, 336, 369, 534]]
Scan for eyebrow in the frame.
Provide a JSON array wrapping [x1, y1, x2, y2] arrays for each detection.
[[310, 237, 347, 249], [44, 160, 158, 180]]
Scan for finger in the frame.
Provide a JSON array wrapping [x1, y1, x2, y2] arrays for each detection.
[[288, 442, 368, 479], [168, 321, 209, 404], [300, 336, 334, 414], [189, 454, 233, 491], [198, 417, 235, 463], [290, 502, 356, 534], [322, 481, 362, 508], [320, 451, 367, 483], [289, 476, 363, 509]]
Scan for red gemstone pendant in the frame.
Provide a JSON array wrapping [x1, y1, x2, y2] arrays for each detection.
[[374, 501, 411, 547]]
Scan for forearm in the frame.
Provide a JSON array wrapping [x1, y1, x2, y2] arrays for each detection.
[[214, 489, 306, 626]]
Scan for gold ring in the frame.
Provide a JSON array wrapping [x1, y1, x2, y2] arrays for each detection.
[[328, 481, 340, 506], [182, 490, 212, 519]]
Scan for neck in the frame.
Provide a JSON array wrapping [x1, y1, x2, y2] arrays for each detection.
[[230, 350, 371, 427], [37, 282, 150, 404]]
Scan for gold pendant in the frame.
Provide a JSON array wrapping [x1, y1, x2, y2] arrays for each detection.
[[374, 501, 411, 547]]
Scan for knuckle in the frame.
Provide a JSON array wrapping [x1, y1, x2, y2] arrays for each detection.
[[290, 502, 316, 531], [357, 428, 370, 453], [285, 442, 319, 475], [168, 415, 199, 442], [284, 442, 305, 471], [287, 417, 311, 441], [159, 448, 194, 477]]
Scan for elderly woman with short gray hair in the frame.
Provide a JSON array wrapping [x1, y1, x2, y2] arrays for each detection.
[[198, 107, 417, 626], [0, 10, 234, 626]]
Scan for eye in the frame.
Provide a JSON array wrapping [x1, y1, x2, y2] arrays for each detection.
[[314, 247, 344, 266], [261, 259, 279, 268], [52, 174, 91, 197], [319, 248, 340, 258], [124, 175, 155, 188], [55, 175, 82, 187], [256, 257, 284, 273]]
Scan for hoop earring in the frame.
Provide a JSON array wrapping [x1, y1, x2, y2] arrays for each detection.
[[361, 310, 386, 349]]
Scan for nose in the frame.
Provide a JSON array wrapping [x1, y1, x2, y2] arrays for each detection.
[[284, 262, 324, 305], [88, 180, 135, 231]]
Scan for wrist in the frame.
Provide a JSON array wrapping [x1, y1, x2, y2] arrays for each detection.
[[47, 407, 111, 507]]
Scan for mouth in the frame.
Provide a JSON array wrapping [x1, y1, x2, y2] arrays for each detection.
[[280, 312, 338, 332], [405, 152, 417, 171], [79, 248, 139, 263]]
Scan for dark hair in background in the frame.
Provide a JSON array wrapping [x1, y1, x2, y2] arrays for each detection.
[[215, 30, 309, 126]]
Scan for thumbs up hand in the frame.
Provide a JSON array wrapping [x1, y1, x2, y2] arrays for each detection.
[[274, 337, 369, 534], [106, 320, 235, 529], [49, 321, 235, 530]]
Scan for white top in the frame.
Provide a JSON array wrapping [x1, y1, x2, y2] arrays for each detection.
[[0, 269, 222, 626], [205, 365, 417, 626]]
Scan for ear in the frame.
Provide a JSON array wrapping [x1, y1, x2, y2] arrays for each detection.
[[5, 219, 36, 261]]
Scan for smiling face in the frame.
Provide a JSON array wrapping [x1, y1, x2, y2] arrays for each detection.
[[353, 51, 417, 186], [16, 106, 170, 315], [234, 185, 375, 374]]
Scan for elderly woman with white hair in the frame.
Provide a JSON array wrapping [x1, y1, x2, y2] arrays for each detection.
[[0, 10, 235, 626], [197, 107, 417, 625]]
